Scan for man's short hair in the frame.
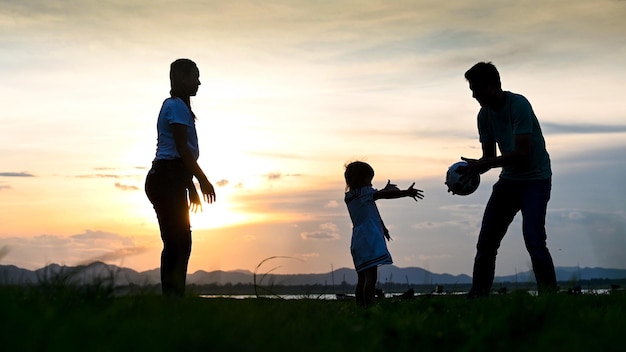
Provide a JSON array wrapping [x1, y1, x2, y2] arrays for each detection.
[[465, 62, 501, 88]]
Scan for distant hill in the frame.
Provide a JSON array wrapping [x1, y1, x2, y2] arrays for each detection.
[[1, 262, 625, 286], [495, 266, 626, 284]]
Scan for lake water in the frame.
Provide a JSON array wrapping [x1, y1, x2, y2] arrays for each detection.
[[202, 292, 465, 300], [200, 288, 612, 300]]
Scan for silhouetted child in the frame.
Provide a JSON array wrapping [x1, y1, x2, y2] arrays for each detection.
[[344, 161, 424, 307]]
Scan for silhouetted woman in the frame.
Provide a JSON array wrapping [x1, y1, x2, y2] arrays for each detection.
[[145, 58, 216, 297]]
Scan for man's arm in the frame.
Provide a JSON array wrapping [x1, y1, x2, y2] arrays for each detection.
[[482, 141, 497, 160], [463, 134, 531, 174]]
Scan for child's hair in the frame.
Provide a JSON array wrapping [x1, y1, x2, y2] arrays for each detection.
[[344, 161, 374, 191]]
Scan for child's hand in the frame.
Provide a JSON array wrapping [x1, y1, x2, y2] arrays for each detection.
[[406, 182, 424, 201], [383, 179, 400, 191], [383, 225, 391, 241]]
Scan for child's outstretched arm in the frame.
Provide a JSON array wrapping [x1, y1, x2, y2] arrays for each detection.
[[374, 182, 424, 201]]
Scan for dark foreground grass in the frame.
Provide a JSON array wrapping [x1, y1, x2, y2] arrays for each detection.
[[1, 285, 624, 352]]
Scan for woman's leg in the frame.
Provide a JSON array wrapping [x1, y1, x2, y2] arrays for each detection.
[[146, 168, 191, 297]]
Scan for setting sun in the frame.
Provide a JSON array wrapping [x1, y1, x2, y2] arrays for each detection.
[[190, 188, 270, 230]]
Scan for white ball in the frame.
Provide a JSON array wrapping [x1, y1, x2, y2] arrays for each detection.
[[445, 161, 480, 196]]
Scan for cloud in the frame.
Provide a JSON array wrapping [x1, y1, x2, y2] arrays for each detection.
[[0, 245, 10, 260], [0, 230, 148, 269], [411, 219, 480, 231], [325, 200, 339, 208], [417, 254, 453, 262], [300, 223, 340, 240], [547, 208, 626, 269], [0, 172, 35, 177], [543, 122, 626, 135], [412, 221, 446, 230], [262, 172, 304, 182], [76, 174, 119, 179], [114, 182, 139, 191], [549, 208, 626, 226], [300, 231, 339, 241], [70, 229, 135, 247], [75, 173, 144, 180], [216, 179, 229, 187], [439, 204, 486, 212], [0, 184, 12, 191], [565, 211, 585, 220], [266, 172, 282, 181], [75, 246, 149, 265], [248, 151, 310, 160]]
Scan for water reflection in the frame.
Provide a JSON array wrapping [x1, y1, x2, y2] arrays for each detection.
[[200, 288, 613, 300]]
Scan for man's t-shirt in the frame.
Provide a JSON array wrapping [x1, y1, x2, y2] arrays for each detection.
[[478, 91, 551, 180]]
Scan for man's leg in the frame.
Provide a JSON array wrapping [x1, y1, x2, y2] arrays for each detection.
[[469, 180, 519, 297], [521, 178, 557, 294]]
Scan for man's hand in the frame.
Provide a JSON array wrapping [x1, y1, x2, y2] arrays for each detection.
[[458, 157, 483, 183]]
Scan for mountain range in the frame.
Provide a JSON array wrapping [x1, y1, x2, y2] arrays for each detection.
[[2, 262, 625, 287]]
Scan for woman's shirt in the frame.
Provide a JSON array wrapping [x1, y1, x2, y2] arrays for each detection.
[[154, 97, 199, 161]]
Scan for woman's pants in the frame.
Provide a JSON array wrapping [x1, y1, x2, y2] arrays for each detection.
[[145, 159, 192, 297]]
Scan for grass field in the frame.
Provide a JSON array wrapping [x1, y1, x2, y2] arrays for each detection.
[[1, 283, 624, 352]]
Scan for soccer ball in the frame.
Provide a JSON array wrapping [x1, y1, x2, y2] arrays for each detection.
[[445, 161, 480, 196]]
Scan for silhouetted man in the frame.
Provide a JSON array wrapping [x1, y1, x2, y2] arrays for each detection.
[[460, 62, 557, 297]]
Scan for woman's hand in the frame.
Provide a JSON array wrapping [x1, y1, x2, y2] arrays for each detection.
[[188, 178, 215, 213], [199, 178, 216, 204], [189, 187, 202, 213]]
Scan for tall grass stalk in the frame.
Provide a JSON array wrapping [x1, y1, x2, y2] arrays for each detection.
[[253, 256, 303, 299]]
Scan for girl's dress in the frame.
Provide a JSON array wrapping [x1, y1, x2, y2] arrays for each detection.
[[345, 186, 392, 272]]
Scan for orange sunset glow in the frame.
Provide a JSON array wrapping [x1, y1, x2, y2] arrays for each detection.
[[1, 0, 625, 276]]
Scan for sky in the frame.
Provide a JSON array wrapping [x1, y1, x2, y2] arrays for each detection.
[[1, 0, 625, 278]]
